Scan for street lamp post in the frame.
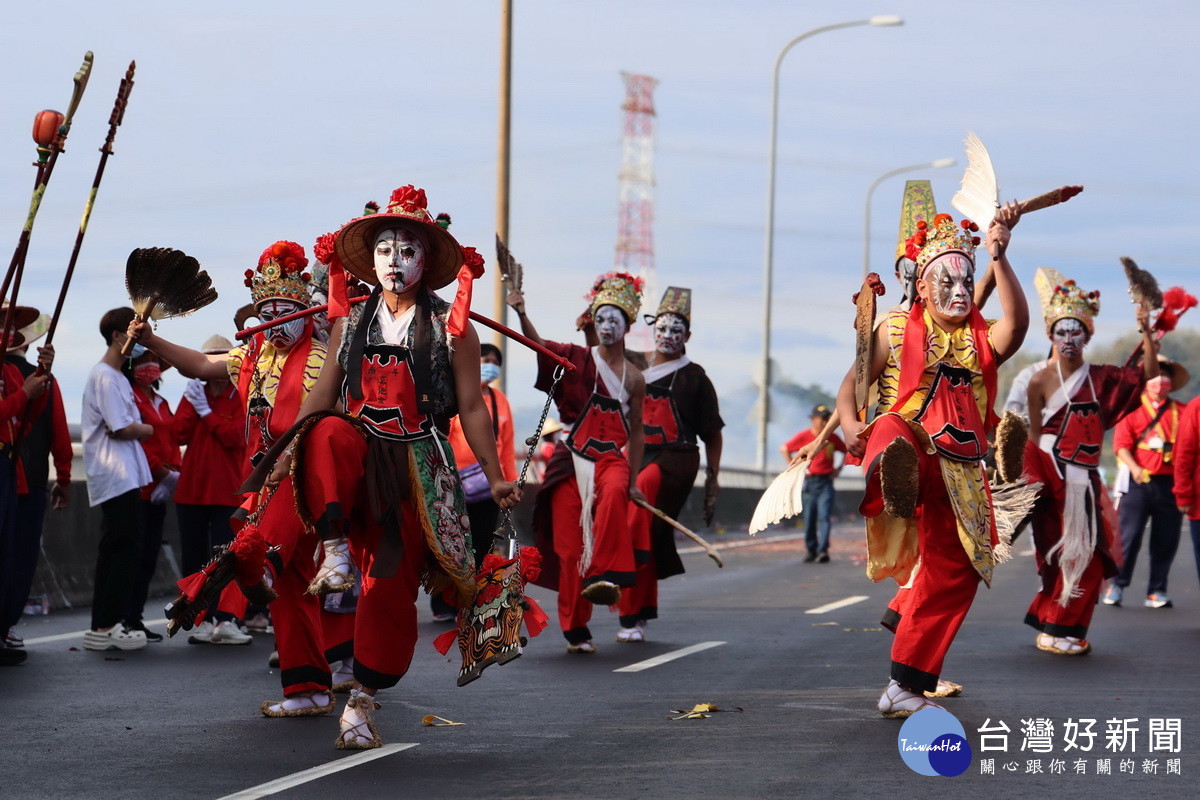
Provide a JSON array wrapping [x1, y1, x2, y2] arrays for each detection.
[[757, 15, 903, 472], [862, 158, 955, 277]]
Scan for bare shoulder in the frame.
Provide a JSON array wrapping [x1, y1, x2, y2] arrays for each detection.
[[625, 361, 645, 394]]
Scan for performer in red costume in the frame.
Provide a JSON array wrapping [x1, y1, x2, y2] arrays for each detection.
[[1023, 268, 1157, 655], [262, 185, 520, 750], [128, 241, 355, 714], [617, 287, 722, 642], [837, 204, 1027, 718], [508, 273, 647, 654]]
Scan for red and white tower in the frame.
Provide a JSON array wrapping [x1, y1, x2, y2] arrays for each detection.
[[614, 72, 658, 349]]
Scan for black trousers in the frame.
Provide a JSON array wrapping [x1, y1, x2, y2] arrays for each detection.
[[1, 486, 49, 636], [125, 498, 166, 625], [1115, 475, 1183, 594], [177, 503, 238, 575], [91, 489, 144, 630]]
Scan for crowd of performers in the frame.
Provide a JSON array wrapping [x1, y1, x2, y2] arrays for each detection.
[[1, 172, 1193, 748], [51, 183, 722, 750]]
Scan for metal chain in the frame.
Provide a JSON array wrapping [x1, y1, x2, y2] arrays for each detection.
[[493, 363, 565, 556]]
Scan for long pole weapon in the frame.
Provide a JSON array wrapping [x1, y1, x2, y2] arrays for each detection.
[[1, 52, 94, 347], [632, 496, 723, 568], [234, 296, 576, 373], [40, 61, 136, 357]]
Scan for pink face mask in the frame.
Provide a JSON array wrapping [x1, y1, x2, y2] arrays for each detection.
[[133, 363, 162, 385], [1146, 375, 1172, 399]]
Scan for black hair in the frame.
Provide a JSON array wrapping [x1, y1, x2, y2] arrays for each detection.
[[480, 342, 502, 366], [99, 307, 136, 345]]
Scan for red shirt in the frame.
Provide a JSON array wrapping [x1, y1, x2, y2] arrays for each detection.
[[173, 384, 247, 507], [1113, 394, 1183, 477], [0, 362, 48, 494], [1173, 397, 1200, 519], [448, 385, 518, 482], [784, 428, 846, 476], [132, 384, 181, 501]]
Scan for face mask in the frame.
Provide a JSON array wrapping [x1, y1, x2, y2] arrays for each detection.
[[374, 227, 426, 292], [480, 362, 502, 384], [128, 343, 147, 358], [1147, 375, 1172, 398], [594, 305, 628, 345], [133, 363, 162, 384]]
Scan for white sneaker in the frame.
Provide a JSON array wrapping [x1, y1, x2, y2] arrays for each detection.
[[211, 620, 253, 646], [187, 621, 215, 645], [83, 624, 147, 651]]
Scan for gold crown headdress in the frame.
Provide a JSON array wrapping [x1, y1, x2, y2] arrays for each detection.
[[244, 241, 311, 307], [585, 271, 644, 323], [1035, 266, 1100, 336], [904, 213, 981, 273], [645, 286, 691, 326]]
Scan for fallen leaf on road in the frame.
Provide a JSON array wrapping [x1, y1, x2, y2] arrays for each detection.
[[422, 715, 465, 727], [669, 703, 744, 720]]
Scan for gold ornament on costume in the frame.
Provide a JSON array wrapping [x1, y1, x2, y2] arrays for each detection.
[[895, 180, 937, 265], [647, 286, 691, 325], [1035, 266, 1099, 336], [244, 240, 311, 307], [904, 213, 981, 273]]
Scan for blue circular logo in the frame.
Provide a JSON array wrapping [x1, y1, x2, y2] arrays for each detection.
[[897, 708, 972, 777]]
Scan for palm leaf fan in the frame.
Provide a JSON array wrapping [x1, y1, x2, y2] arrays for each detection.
[[123, 247, 217, 353], [1120, 257, 1163, 311], [749, 462, 806, 535]]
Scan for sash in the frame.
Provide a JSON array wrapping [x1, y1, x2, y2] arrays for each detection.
[[641, 355, 691, 385], [591, 346, 629, 415]]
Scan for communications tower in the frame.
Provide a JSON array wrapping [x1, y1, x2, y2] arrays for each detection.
[[614, 73, 658, 348]]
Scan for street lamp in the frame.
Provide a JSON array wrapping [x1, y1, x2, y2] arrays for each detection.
[[757, 15, 904, 471], [862, 158, 955, 277]]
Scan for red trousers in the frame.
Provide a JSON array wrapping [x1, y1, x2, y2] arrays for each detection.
[[258, 477, 354, 696], [300, 417, 428, 690], [548, 452, 635, 643], [619, 462, 662, 627], [1025, 555, 1104, 639], [862, 414, 981, 693]]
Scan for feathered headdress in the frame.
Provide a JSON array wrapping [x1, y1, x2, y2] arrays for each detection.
[[245, 241, 311, 307], [585, 271, 644, 323]]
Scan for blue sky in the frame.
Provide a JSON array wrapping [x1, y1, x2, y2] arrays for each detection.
[[2, 1, 1197, 467]]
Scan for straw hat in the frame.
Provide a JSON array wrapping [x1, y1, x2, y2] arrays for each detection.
[[1158, 356, 1190, 392], [200, 334, 234, 355], [541, 418, 564, 437], [334, 185, 463, 290], [5, 309, 46, 352]]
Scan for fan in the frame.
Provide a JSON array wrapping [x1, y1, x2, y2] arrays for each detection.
[[121, 247, 217, 354]]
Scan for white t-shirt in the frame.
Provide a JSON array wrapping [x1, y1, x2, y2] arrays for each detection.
[[1003, 358, 1052, 421], [81, 362, 152, 506]]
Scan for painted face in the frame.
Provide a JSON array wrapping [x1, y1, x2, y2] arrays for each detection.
[[310, 290, 330, 333], [1051, 318, 1088, 360], [373, 226, 426, 292], [653, 313, 688, 356], [594, 305, 628, 345], [923, 253, 974, 319], [258, 299, 307, 350]]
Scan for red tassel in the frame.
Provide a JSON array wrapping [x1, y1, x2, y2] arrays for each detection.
[[432, 628, 458, 655], [216, 581, 249, 619], [328, 255, 350, 321], [523, 597, 550, 638], [448, 248, 485, 337], [176, 572, 208, 603]]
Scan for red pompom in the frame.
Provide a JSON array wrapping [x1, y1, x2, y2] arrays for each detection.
[[916, 219, 927, 230], [971, 236, 981, 246], [520, 546, 542, 583], [461, 246, 485, 278], [258, 240, 308, 273], [389, 185, 428, 213], [228, 524, 269, 588]]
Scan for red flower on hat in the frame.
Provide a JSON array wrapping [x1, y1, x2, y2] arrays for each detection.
[[388, 185, 428, 213], [313, 232, 338, 267], [461, 246, 485, 279], [258, 240, 308, 274]]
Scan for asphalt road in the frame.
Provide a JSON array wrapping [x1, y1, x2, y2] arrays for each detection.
[[3, 523, 1197, 800]]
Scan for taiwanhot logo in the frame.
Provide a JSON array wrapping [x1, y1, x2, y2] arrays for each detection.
[[897, 708, 972, 777]]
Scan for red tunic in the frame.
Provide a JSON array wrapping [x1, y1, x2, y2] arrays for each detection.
[[174, 384, 247, 506], [132, 385, 181, 501], [1172, 396, 1200, 519], [784, 429, 846, 476], [0, 362, 47, 494], [1112, 394, 1183, 477]]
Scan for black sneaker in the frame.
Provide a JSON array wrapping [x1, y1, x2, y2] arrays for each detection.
[[803, 551, 817, 563], [817, 552, 830, 563], [125, 620, 164, 643], [1, 646, 29, 666]]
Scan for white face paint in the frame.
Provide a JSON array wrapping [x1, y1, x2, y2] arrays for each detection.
[[923, 253, 975, 319], [310, 290, 330, 333], [1051, 318, 1088, 360], [654, 313, 688, 356], [594, 305, 628, 345], [373, 227, 426, 292], [258, 299, 307, 350]]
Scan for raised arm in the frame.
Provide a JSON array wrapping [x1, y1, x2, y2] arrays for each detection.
[[1136, 302, 1160, 380], [984, 201, 1029, 364], [127, 318, 228, 380], [505, 288, 545, 349]]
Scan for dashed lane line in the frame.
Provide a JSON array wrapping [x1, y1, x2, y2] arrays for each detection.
[[613, 641, 726, 673], [804, 595, 870, 615], [214, 744, 418, 800]]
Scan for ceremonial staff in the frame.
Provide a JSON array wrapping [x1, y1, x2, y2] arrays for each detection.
[[41, 61, 136, 357], [1, 52, 94, 344]]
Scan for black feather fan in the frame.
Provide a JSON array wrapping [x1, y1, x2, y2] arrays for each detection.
[[125, 247, 217, 321], [1121, 256, 1163, 311]]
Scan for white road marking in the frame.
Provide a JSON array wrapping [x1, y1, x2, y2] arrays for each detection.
[[804, 595, 869, 615], [613, 641, 726, 673], [22, 617, 169, 647], [215, 744, 418, 800]]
